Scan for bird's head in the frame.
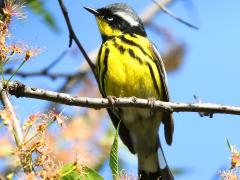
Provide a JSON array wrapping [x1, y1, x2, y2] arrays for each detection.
[[84, 3, 147, 40]]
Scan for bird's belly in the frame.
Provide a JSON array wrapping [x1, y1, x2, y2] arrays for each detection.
[[104, 56, 159, 98], [119, 107, 162, 155]]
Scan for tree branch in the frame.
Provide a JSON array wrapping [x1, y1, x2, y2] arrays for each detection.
[[40, 50, 68, 73], [58, 0, 97, 80], [6, 81, 240, 116], [0, 85, 23, 145], [0, 83, 33, 174], [4, 68, 88, 80]]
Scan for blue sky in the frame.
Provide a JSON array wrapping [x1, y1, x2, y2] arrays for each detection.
[[6, 0, 240, 179]]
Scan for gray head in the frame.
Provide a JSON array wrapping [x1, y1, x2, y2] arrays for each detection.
[[84, 3, 147, 39]]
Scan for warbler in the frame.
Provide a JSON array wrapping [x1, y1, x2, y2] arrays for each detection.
[[85, 3, 174, 180]]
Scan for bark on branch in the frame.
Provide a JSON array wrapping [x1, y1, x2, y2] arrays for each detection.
[[6, 81, 240, 116]]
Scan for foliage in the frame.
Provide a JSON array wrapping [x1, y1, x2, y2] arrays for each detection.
[[109, 122, 120, 180], [0, 0, 40, 86], [60, 163, 103, 180], [220, 140, 240, 179]]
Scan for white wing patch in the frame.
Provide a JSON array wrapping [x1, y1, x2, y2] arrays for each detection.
[[157, 147, 167, 169], [114, 11, 139, 26]]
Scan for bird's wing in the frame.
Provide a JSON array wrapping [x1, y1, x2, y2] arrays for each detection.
[[150, 42, 174, 145]]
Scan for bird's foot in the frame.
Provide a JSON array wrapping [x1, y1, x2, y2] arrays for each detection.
[[148, 97, 156, 116], [107, 96, 117, 111]]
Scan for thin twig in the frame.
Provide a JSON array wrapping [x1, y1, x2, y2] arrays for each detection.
[[4, 68, 87, 80], [41, 50, 68, 73], [0, 85, 23, 145], [6, 81, 240, 116], [141, 0, 174, 24], [152, 0, 199, 29], [58, 0, 97, 80], [0, 83, 33, 174]]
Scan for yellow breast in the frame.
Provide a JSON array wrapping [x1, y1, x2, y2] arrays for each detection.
[[97, 34, 163, 99]]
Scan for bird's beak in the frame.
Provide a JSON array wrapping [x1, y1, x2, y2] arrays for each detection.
[[84, 7, 99, 16]]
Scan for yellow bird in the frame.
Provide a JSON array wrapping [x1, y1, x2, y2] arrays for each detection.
[[85, 3, 174, 180]]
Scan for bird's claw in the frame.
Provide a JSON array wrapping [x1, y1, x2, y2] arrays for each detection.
[[107, 96, 117, 111], [148, 97, 156, 116]]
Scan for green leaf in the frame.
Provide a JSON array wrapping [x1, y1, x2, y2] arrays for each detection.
[[109, 122, 121, 180], [226, 138, 233, 152], [60, 163, 78, 180], [83, 167, 104, 180], [60, 163, 103, 180], [26, 0, 59, 31]]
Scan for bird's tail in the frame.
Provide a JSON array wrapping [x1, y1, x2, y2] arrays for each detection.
[[138, 137, 174, 180]]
